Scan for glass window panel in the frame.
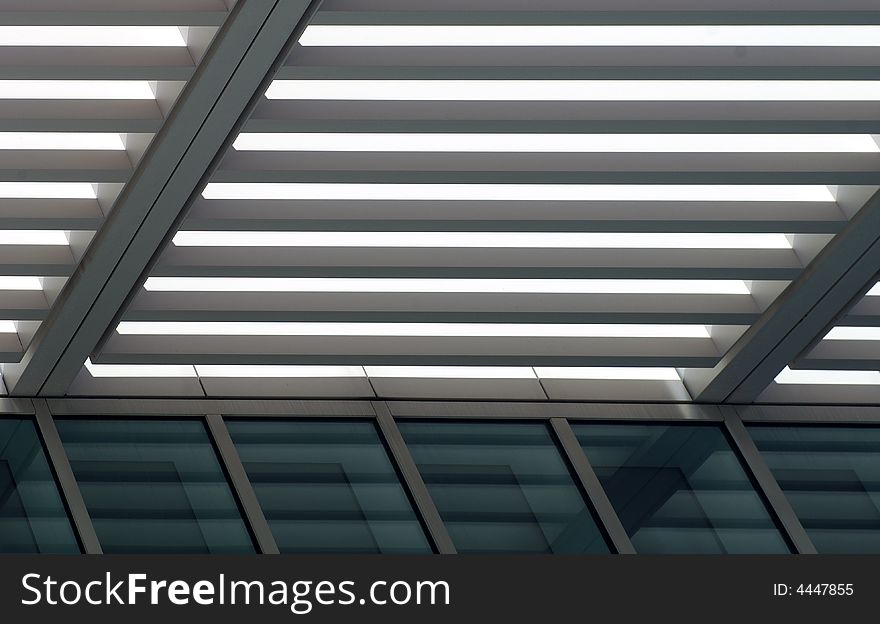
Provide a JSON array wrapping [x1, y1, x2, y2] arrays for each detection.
[[749, 425, 880, 553], [398, 421, 610, 554], [56, 419, 254, 554], [0, 419, 78, 553], [574, 423, 790, 554], [226, 420, 431, 553]]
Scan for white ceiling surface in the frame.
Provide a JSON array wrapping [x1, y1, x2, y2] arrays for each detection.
[[3, 1, 880, 401]]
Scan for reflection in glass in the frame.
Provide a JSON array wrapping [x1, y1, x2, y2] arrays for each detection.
[[399, 421, 609, 553], [56, 419, 254, 553], [574, 423, 790, 554], [227, 420, 431, 553], [749, 425, 880, 553], [0, 419, 78, 553]]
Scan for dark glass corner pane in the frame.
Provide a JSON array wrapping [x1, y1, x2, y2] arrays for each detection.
[[398, 421, 610, 554], [56, 419, 254, 554], [574, 423, 789, 554], [749, 425, 880, 554], [226, 420, 430, 554], [0, 419, 78, 553]]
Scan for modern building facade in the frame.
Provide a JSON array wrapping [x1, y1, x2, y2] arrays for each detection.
[[1, 0, 880, 555]]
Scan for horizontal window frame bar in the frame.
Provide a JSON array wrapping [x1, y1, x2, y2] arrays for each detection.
[[0, 397, 35, 414], [0, 399, 865, 423]]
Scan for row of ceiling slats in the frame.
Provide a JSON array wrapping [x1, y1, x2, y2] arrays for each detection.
[[0, 0, 230, 368], [4, 0, 878, 401], [85, 1, 867, 400]]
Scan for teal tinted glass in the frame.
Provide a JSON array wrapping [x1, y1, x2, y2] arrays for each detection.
[[574, 423, 790, 554], [749, 425, 880, 553], [0, 419, 78, 553], [399, 421, 610, 553], [227, 420, 431, 553], [56, 419, 254, 553]]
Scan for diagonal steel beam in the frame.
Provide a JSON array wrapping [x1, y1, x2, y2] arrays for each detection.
[[720, 408, 816, 554], [686, 189, 880, 403], [4, 0, 324, 397]]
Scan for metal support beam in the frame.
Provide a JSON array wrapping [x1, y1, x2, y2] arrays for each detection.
[[687, 189, 880, 403], [32, 397, 880, 423], [721, 408, 817, 554], [372, 401, 457, 554], [550, 418, 636, 554], [32, 399, 102, 554], [4, 0, 324, 397], [205, 414, 279, 555]]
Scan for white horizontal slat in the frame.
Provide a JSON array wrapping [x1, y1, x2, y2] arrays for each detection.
[[0, 0, 228, 11], [156, 246, 814, 272], [297, 25, 880, 47], [219, 152, 880, 176], [252, 99, 880, 123], [66, 369, 206, 397], [317, 1, 880, 12], [291, 45, 880, 68], [185, 197, 847, 226], [98, 333, 731, 367], [758, 381, 880, 404]]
